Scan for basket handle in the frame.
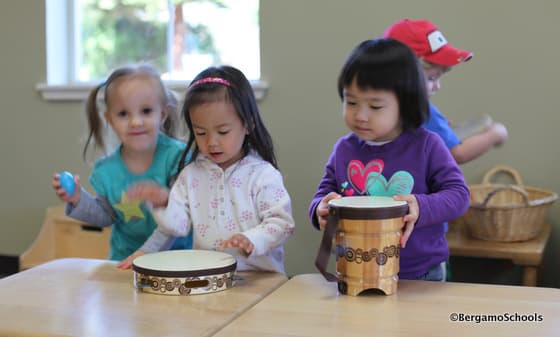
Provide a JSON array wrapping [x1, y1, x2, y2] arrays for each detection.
[[482, 165, 524, 186], [481, 185, 530, 207]]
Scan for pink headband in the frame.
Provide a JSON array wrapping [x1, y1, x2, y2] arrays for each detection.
[[190, 77, 232, 88]]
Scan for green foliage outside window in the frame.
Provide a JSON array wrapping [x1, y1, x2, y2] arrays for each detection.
[[79, 0, 223, 80]]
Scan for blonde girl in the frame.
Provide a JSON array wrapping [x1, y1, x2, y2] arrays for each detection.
[[52, 64, 192, 269]]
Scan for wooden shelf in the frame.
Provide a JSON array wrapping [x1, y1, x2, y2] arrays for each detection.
[[19, 205, 111, 270], [447, 220, 550, 286]]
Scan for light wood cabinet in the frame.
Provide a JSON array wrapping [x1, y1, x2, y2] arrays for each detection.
[[19, 205, 111, 270]]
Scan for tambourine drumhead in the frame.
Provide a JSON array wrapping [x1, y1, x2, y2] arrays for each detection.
[[328, 196, 407, 208], [132, 250, 237, 296], [133, 250, 236, 277]]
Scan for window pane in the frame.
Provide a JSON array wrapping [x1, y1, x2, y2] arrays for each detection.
[[77, 0, 260, 82]]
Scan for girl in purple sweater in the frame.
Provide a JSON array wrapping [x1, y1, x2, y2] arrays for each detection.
[[308, 38, 469, 281]]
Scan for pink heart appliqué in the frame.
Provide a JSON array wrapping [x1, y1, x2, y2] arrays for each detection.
[[347, 159, 384, 194]]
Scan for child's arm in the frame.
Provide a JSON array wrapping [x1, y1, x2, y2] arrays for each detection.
[[414, 136, 470, 228], [229, 166, 295, 257], [127, 181, 170, 208], [450, 123, 508, 164], [128, 178, 192, 237], [308, 151, 341, 230], [115, 183, 181, 270], [53, 172, 116, 226], [63, 187, 116, 227], [117, 228, 177, 269], [117, 182, 188, 270], [426, 105, 507, 164]]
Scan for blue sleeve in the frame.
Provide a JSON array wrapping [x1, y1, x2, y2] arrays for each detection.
[[423, 103, 461, 149]]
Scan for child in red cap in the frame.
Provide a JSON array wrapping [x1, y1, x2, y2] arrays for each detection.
[[383, 19, 508, 164]]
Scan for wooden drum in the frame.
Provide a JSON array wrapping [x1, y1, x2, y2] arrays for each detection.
[[315, 196, 408, 296], [132, 250, 237, 296]]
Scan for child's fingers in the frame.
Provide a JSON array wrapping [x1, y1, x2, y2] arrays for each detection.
[[400, 222, 415, 248], [116, 259, 130, 270], [55, 188, 72, 202], [318, 217, 327, 231], [126, 185, 142, 198], [317, 194, 339, 231], [52, 173, 61, 189], [239, 236, 253, 254], [235, 238, 253, 254], [220, 235, 253, 254], [317, 207, 329, 218], [219, 241, 228, 250], [117, 261, 132, 270], [322, 192, 342, 205], [243, 241, 254, 254], [117, 251, 143, 270], [229, 236, 242, 247], [127, 183, 166, 205]]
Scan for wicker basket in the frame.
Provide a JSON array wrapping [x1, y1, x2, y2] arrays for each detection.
[[464, 165, 558, 242]]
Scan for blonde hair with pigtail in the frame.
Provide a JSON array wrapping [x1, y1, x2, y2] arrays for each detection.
[[83, 64, 181, 163]]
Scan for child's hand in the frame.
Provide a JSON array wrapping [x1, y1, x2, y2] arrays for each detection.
[[220, 234, 254, 255], [489, 122, 508, 147], [117, 250, 145, 270], [127, 182, 169, 208], [52, 173, 81, 206], [316, 192, 341, 231], [393, 194, 419, 248]]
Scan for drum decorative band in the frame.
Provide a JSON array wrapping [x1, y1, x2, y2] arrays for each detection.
[[336, 244, 400, 265], [133, 271, 235, 295], [132, 250, 237, 296]]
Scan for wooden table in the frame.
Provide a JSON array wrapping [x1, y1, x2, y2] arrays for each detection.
[[213, 273, 560, 337], [0, 258, 287, 337], [447, 222, 550, 286]]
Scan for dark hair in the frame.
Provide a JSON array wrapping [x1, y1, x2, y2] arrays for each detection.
[[337, 38, 429, 130], [177, 65, 277, 172], [83, 64, 180, 161]]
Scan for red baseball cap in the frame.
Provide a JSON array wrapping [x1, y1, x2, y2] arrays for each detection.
[[383, 18, 473, 67]]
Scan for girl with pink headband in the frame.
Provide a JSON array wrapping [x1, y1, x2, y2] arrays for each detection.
[[128, 66, 295, 273]]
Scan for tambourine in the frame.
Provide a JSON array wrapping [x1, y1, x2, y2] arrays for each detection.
[[132, 250, 237, 296]]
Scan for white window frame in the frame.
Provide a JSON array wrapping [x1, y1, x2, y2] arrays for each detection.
[[37, 0, 268, 102]]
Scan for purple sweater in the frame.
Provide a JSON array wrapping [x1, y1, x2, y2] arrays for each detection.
[[309, 128, 469, 279]]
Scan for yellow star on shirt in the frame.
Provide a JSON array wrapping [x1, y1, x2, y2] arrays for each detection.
[[114, 191, 145, 222]]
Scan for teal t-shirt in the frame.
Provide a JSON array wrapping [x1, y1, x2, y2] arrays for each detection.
[[90, 134, 192, 260]]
